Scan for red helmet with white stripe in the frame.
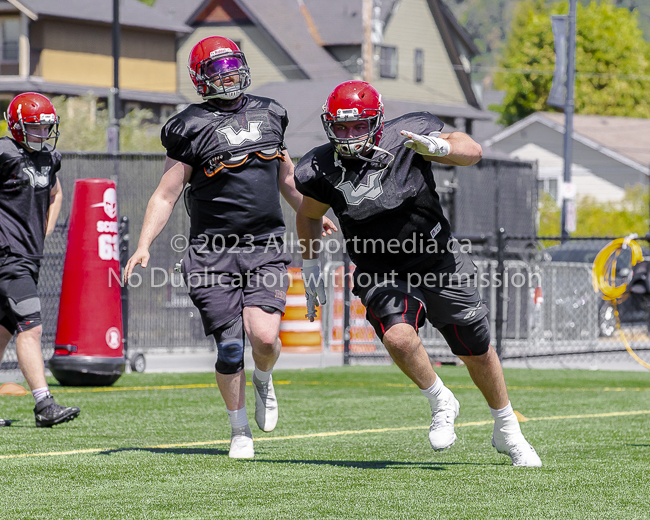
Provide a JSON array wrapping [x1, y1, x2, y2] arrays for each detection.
[[321, 81, 384, 157], [188, 36, 251, 100], [5, 92, 60, 151]]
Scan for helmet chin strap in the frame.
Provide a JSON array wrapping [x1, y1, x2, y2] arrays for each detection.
[[333, 145, 395, 188], [340, 144, 395, 168]]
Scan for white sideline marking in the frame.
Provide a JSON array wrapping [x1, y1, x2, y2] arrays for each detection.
[[2, 410, 649, 461]]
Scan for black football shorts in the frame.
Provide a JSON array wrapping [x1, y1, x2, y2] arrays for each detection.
[[353, 240, 488, 329], [181, 241, 291, 335]]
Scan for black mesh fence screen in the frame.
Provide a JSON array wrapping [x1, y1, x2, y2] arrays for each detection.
[[452, 158, 537, 239], [1, 152, 550, 371]]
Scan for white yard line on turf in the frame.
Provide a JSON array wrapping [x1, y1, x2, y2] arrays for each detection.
[[2, 410, 650, 460]]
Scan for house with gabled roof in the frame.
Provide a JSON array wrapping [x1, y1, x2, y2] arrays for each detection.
[[483, 112, 650, 204], [0, 0, 190, 117], [155, 0, 493, 157]]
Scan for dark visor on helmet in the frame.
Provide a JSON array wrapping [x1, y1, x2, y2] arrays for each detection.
[[202, 56, 245, 79]]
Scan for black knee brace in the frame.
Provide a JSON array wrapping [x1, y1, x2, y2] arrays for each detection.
[[438, 317, 490, 356], [365, 290, 426, 341], [213, 315, 244, 374], [6, 296, 41, 333]]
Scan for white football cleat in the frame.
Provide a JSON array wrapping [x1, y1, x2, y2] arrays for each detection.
[[492, 427, 542, 467], [429, 391, 460, 451], [252, 373, 278, 432], [229, 426, 254, 459]]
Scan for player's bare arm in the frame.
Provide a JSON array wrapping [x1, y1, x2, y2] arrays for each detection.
[[124, 158, 192, 282], [278, 150, 302, 212], [280, 150, 337, 237], [296, 196, 331, 259], [400, 130, 482, 166], [45, 178, 62, 236]]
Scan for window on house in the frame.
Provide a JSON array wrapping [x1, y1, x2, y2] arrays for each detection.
[[0, 18, 19, 75], [414, 49, 424, 83], [379, 46, 397, 79]]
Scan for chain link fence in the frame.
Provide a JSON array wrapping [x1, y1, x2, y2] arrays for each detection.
[[329, 244, 650, 369], [3, 152, 647, 375]]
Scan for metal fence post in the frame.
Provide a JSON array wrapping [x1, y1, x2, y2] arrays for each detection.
[[343, 253, 351, 365], [119, 216, 129, 356], [495, 228, 506, 359]]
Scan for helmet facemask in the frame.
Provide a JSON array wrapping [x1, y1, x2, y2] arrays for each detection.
[[321, 107, 383, 159], [191, 52, 251, 100], [17, 111, 60, 152]]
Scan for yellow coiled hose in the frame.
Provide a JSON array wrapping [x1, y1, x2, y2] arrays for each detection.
[[592, 235, 650, 370]]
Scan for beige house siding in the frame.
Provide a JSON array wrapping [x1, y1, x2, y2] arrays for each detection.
[[492, 122, 646, 203], [178, 25, 306, 102], [372, 0, 466, 105], [31, 20, 177, 93]]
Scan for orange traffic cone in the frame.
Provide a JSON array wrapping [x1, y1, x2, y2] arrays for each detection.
[[279, 267, 322, 352]]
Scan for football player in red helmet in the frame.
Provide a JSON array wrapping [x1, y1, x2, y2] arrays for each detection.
[[188, 36, 251, 103], [321, 80, 384, 159], [5, 92, 60, 152], [1, 92, 80, 428], [125, 36, 335, 459], [295, 80, 541, 467]]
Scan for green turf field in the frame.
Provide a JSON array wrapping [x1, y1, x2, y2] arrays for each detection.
[[1, 365, 649, 519]]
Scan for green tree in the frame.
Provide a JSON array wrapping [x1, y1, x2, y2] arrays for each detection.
[[538, 191, 561, 239], [493, 0, 650, 125], [2, 95, 165, 153], [574, 185, 649, 237], [0, 96, 165, 152], [538, 186, 649, 240], [445, 0, 650, 70]]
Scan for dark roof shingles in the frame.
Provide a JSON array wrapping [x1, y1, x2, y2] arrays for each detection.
[[19, 0, 191, 33]]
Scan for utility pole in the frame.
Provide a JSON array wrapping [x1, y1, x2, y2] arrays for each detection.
[[362, 0, 373, 82], [560, 0, 577, 241], [107, 0, 121, 154]]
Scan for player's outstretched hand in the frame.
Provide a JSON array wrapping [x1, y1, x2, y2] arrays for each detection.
[[123, 248, 150, 284], [401, 130, 450, 157], [302, 259, 327, 322], [322, 216, 338, 237]]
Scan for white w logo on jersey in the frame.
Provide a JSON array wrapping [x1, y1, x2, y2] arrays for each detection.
[[336, 171, 383, 206], [217, 121, 263, 146], [23, 165, 50, 188]]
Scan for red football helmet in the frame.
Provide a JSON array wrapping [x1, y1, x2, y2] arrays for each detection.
[[321, 80, 384, 157], [188, 36, 251, 100], [5, 92, 60, 151]]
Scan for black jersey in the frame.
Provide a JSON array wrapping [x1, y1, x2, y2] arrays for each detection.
[[161, 95, 289, 242], [295, 112, 451, 275], [0, 137, 61, 261]]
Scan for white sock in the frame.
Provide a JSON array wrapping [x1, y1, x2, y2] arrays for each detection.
[[420, 376, 447, 410], [253, 367, 272, 383], [490, 402, 522, 436], [32, 387, 50, 404], [227, 406, 249, 431]]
